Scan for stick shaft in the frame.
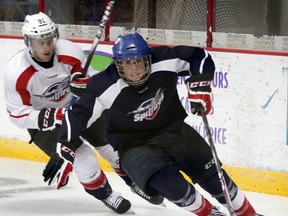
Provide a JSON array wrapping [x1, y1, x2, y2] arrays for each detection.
[[70, 1, 115, 106], [83, 0, 115, 75], [200, 108, 235, 216]]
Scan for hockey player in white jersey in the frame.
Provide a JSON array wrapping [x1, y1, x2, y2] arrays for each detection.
[[4, 13, 163, 214]]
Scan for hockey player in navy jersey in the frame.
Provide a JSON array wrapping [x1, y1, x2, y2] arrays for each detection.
[[43, 32, 262, 215], [4, 13, 163, 214]]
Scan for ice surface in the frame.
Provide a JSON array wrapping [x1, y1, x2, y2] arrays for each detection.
[[0, 157, 287, 216]]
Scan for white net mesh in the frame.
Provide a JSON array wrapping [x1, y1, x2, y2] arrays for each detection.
[[133, 0, 207, 31], [215, 0, 269, 36], [129, 0, 273, 36]]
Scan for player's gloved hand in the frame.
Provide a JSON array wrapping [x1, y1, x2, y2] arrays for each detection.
[[42, 142, 75, 189], [185, 74, 212, 116], [38, 108, 65, 131], [70, 72, 90, 97]]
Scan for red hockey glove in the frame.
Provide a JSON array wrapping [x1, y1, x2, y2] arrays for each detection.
[[185, 74, 212, 116], [70, 72, 90, 97], [42, 142, 75, 189], [38, 108, 65, 131]]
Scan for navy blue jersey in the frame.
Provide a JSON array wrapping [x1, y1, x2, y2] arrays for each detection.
[[59, 45, 215, 151]]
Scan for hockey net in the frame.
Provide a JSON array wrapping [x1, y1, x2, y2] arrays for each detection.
[[121, 0, 272, 37]]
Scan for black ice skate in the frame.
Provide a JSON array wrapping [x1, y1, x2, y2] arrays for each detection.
[[130, 182, 165, 206], [208, 206, 227, 216], [102, 192, 133, 214]]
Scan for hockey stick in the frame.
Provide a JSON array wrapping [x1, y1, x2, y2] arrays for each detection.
[[83, 0, 115, 76], [70, 0, 115, 104], [200, 107, 235, 216]]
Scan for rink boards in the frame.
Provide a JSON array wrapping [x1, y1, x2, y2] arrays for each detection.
[[0, 137, 287, 198]]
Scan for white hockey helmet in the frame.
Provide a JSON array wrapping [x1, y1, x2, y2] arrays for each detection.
[[22, 12, 59, 47]]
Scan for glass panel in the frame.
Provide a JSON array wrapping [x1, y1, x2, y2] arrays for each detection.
[[0, 0, 39, 22], [44, 0, 105, 25]]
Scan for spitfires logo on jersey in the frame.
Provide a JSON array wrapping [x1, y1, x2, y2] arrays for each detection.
[[34, 77, 70, 102], [128, 88, 165, 122]]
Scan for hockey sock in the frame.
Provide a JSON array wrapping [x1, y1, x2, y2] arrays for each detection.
[[148, 165, 212, 215], [199, 169, 256, 215], [82, 170, 112, 200], [199, 169, 237, 204], [232, 190, 256, 216], [114, 167, 133, 186], [172, 185, 213, 216]]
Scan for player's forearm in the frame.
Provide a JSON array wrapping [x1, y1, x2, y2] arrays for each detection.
[[58, 110, 85, 145], [8, 108, 40, 129]]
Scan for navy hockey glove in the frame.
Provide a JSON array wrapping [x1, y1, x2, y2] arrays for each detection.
[[38, 108, 65, 131], [70, 72, 90, 97], [185, 74, 212, 116], [42, 142, 75, 189]]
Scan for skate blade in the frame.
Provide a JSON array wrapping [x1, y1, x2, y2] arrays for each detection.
[[159, 201, 166, 207], [124, 208, 135, 214], [104, 208, 135, 215]]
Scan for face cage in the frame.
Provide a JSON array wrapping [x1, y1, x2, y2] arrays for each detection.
[[25, 30, 58, 49], [114, 55, 152, 87]]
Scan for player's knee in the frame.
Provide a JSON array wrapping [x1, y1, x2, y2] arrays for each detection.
[[74, 143, 101, 182], [96, 144, 120, 168], [148, 165, 195, 200]]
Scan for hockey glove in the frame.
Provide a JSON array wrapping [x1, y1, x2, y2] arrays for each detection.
[[42, 142, 75, 189], [70, 72, 90, 97], [185, 74, 212, 116], [38, 108, 65, 131]]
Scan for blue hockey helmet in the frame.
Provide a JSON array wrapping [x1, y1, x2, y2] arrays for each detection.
[[113, 33, 151, 87]]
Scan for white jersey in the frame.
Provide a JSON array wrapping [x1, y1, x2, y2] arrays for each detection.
[[4, 39, 94, 130]]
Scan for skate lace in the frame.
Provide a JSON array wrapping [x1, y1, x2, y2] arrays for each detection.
[[131, 183, 151, 200], [208, 206, 227, 216], [103, 192, 123, 208]]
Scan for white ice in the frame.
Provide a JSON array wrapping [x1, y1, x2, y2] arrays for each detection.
[[0, 157, 287, 216]]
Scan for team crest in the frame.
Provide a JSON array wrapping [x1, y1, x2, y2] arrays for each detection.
[[34, 77, 70, 102], [128, 88, 165, 122]]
